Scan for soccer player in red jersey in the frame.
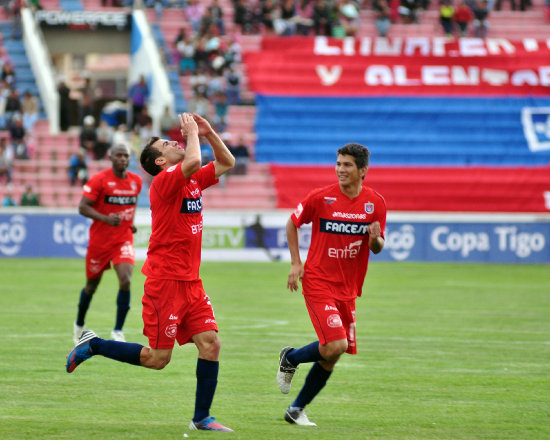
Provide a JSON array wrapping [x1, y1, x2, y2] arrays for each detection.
[[73, 143, 142, 344], [66, 113, 235, 433], [277, 143, 386, 426]]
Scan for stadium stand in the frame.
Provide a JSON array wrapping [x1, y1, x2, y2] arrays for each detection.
[[253, 96, 550, 166], [358, 0, 548, 39], [2, 0, 549, 212]]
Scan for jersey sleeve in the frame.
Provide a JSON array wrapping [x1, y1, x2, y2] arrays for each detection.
[[375, 192, 387, 239], [291, 189, 318, 228], [193, 162, 218, 191], [82, 173, 102, 202]]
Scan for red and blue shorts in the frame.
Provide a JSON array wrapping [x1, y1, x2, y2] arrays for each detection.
[[303, 294, 357, 355], [85, 241, 135, 279], [142, 278, 218, 350]]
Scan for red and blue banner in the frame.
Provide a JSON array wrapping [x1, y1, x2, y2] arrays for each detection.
[[244, 36, 550, 213]]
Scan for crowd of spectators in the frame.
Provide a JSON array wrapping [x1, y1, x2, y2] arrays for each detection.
[[2, 0, 545, 204], [0, 53, 40, 172]]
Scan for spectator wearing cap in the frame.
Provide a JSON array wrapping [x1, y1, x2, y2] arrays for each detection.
[[80, 115, 97, 157], [338, 0, 361, 36]]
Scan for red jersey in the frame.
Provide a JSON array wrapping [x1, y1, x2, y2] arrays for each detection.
[[291, 183, 387, 301], [141, 162, 218, 281], [82, 168, 142, 248]]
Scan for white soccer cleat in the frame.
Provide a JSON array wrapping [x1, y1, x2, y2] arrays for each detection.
[[284, 407, 317, 426], [110, 330, 126, 342], [73, 322, 85, 345], [277, 346, 297, 394]]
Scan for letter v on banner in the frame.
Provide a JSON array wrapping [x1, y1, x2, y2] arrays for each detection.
[[316, 65, 342, 86]]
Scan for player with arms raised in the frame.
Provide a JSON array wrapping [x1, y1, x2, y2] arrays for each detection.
[[277, 143, 386, 426], [66, 112, 235, 433]]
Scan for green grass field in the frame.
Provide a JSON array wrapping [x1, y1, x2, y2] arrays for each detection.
[[0, 259, 549, 440]]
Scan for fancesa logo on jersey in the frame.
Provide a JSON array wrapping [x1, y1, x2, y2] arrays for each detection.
[[320, 218, 368, 235], [181, 196, 202, 214], [104, 195, 137, 205], [0, 215, 26, 256], [52, 218, 90, 257], [385, 224, 415, 261]]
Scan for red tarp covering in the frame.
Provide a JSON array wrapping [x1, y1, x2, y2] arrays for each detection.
[[270, 164, 550, 212]]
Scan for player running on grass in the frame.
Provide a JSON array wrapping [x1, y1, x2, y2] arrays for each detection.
[[277, 143, 386, 426], [73, 143, 142, 344], [66, 112, 235, 432]]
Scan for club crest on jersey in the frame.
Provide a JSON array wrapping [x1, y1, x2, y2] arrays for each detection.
[[108, 181, 116, 187], [364, 203, 374, 214], [324, 197, 336, 204], [131, 181, 137, 191]]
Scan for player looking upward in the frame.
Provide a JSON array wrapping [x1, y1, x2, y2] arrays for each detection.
[[277, 143, 386, 426], [73, 143, 142, 344], [66, 112, 235, 432]]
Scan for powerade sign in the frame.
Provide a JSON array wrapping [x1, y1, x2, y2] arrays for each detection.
[[35, 11, 131, 30]]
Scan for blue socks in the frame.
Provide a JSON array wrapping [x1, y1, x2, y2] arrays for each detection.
[[286, 341, 324, 366], [76, 288, 92, 326], [89, 338, 142, 366], [193, 359, 219, 423], [115, 289, 131, 330], [292, 362, 332, 409], [76, 288, 130, 330]]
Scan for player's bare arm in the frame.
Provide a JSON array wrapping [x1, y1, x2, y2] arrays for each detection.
[[368, 221, 385, 254], [286, 217, 304, 291], [79, 196, 121, 226], [192, 113, 235, 178], [179, 113, 202, 178]]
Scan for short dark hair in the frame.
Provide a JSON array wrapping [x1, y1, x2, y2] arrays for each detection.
[[337, 143, 370, 169], [140, 137, 162, 176]]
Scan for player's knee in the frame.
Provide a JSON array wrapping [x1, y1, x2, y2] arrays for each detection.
[[83, 286, 97, 296], [147, 352, 172, 370], [196, 332, 221, 360], [119, 277, 131, 291], [321, 339, 348, 361]]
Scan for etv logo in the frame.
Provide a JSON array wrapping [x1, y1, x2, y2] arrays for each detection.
[[52, 218, 90, 257], [0, 215, 27, 256]]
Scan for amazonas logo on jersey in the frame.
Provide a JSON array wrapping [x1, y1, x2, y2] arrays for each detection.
[[181, 196, 202, 214], [320, 219, 369, 236], [104, 195, 137, 205]]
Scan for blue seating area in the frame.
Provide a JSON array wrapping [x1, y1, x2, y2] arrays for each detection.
[[254, 95, 550, 166]]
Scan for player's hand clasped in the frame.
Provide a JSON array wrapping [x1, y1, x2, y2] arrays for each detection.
[[179, 112, 199, 137]]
